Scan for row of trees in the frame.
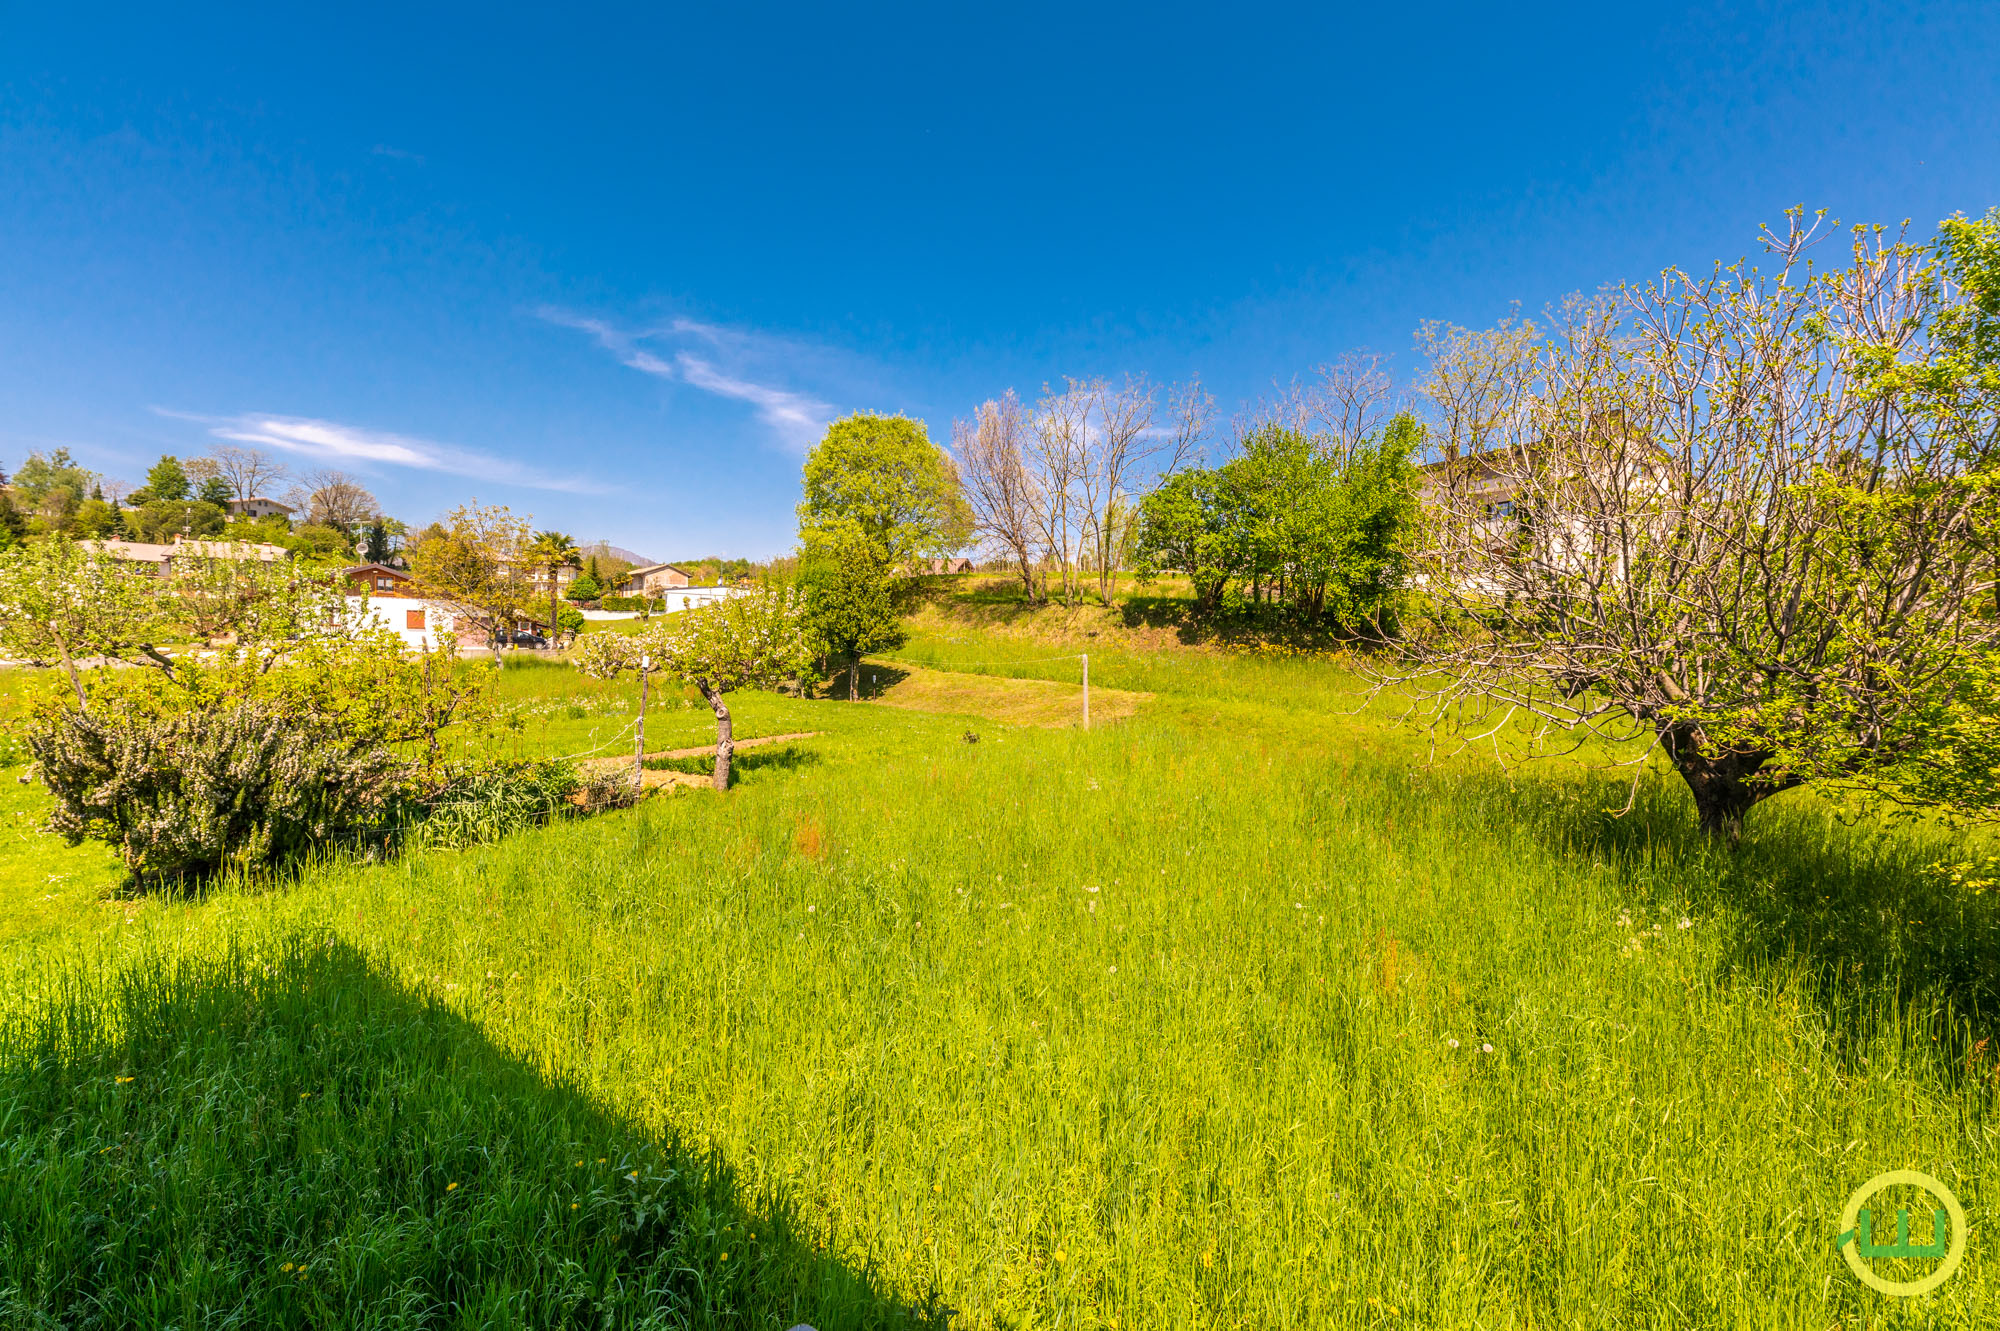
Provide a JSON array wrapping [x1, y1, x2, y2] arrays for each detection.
[[955, 376, 1210, 604], [1133, 417, 1423, 628], [1, 445, 397, 559]]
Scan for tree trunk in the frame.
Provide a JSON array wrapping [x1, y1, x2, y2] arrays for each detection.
[[847, 659, 860, 701], [702, 683, 733, 791], [549, 577, 559, 652], [1660, 722, 1797, 845], [52, 629, 85, 712]]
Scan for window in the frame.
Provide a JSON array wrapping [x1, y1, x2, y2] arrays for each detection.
[[377, 578, 395, 590], [406, 609, 426, 630]]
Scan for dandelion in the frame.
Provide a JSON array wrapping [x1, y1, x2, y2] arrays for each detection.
[[575, 1159, 584, 1167], [114, 1076, 134, 1084], [1108, 965, 1117, 974], [1054, 1247, 1067, 1263], [299, 1092, 310, 1099], [627, 1170, 639, 1179], [1447, 1038, 1459, 1049], [597, 1157, 606, 1164], [720, 1251, 730, 1262], [446, 1182, 459, 1191], [1481, 1043, 1493, 1053], [807, 905, 815, 913], [571, 1203, 579, 1210], [281, 1262, 294, 1272]]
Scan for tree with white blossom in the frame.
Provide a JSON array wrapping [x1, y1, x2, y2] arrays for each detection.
[[574, 587, 812, 791]]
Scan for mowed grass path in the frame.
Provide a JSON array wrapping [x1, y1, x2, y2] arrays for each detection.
[[2, 636, 1999, 1326]]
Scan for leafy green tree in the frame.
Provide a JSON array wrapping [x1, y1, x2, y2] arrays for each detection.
[[799, 528, 905, 699], [71, 498, 121, 538], [197, 476, 234, 507], [523, 530, 581, 645], [0, 490, 27, 549], [12, 449, 94, 530], [1134, 469, 1237, 613], [1133, 415, 1422, 628], [145, 456, 191, 504], [554, 603, 586, 638], [281, 523, 354, 559], [226, 514, 293, 545], [361, 518, 402, 564], [127, 500, 227, 543], [565, 572, 603, 602], [799, 413, 970, 569], [575, 588, 811, 789]]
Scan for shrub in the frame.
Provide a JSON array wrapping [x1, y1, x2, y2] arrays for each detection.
[[31, 699, 406, 883], [599, 595, 661, 614]]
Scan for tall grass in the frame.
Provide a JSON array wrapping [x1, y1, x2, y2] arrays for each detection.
[[1, 648, 1997, 1325]]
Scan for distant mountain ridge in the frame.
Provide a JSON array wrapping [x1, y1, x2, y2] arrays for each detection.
[[579, 542, 657, 567]]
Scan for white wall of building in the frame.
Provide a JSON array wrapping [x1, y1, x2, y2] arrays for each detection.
[[654, 585, 746, 613], [344, 595, 460, 651]]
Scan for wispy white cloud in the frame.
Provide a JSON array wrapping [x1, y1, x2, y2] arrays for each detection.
[[152, 408, 603, 494], [538, 307, 834, 450]]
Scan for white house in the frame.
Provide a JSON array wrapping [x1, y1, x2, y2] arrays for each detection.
[[341, 563, 461, 650], [618, 562, 694, 596], [228, 496, 295, 520], [340, 563, 553, 650], [654, 584, 746, 614]]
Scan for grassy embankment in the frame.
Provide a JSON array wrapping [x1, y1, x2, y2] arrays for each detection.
[[1, 586, 1998, 1327]]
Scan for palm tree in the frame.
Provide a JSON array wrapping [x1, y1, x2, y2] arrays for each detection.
[[524, 530, 580, 645]]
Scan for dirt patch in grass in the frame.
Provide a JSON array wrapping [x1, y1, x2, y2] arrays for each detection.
[[578, 732, 821, 774], [862, 662, 1147, 728]]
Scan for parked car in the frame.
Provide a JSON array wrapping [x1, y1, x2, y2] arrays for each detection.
[[509, 631, 549, 649]]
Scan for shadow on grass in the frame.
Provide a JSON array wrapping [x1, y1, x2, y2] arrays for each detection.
[[0, 936, 949, 1329], [805, 666, 912, 702], [645, 745, 825, 786], [1428, 763, 2000, 1059], [919, 583, 1385, 653]]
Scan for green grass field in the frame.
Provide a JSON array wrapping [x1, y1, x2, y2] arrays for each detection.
[[2, 614, 1998, 1327]]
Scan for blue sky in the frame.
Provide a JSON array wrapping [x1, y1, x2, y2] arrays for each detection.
[[3, 2, 1995, 559]]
